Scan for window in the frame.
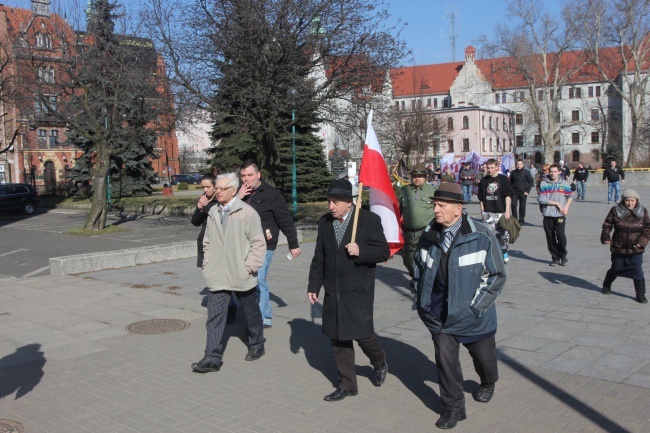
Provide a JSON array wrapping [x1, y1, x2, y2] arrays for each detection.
[[462, 116, 469, 129], [572, 109, 580, 122], [38, 66, 55, 83], [555, 111, 561, 122], [489, 138, 493, 152], [534, 134, 542, 147], [503, 119, 507, 131], [434, 98, 438, 108], [462, 138, 470, 152], [495, 118, 499, 130], [591, 108, 599, 121], [489, 116, 493, 129], [427, 98, 431, 107], [595, 86, 601, 97], [49, 130, 58, 148], [515, 113, 523, 125], [549, 89, 555, 100], [569, 87, 582, 99], [538, 89, 544, 100], [37, 129, 47, 147], [447, 139, 454, 152], [400, 101, 405, 110], [588, 86, 593, 97], [572, 150, 580, 162], [395, 101, 399, 110], [502, 93, 507, 103], [607, 85, 614, 96], [591, 131, 600, 143], [482, 138, 486, 152], [482, 115, 485, 129], [411, 100, 416, 110], [447, 117, 453, 131], [554, 151, 561, 162], [495, 94, 500, 104], [35, 32, 52, 49], [592, 150, 599, 161], [417, 99, 422, 109], [516, 135, 524, 147], [443, 97, 450, 108], [519, 91, 525, 101], [572, 132, 580, 144], [34, 94, 57, 115], [496, 138, 501, 151]]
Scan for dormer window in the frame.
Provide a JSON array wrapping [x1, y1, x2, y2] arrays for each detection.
[[35, 32, 52, 49], [38, 66, 55, 83]]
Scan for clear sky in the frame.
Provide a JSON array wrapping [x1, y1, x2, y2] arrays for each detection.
[[5, 0, 564, 65]]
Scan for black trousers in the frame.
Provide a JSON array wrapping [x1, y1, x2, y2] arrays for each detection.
[[433, 333, 498, 410], [332, 335, 385, 391], [543, 216, 567, 260], [510, 191, 528, 223], [204, 288, 265, 363]]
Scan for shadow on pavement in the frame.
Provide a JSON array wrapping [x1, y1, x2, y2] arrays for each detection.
[[270, 292, 287, 308], [539, 271, 607, 293], [288, 318, 442, 412], [0, 343, 46, 400], [508, 249, 549, 264], [497, 350, 633, 433]]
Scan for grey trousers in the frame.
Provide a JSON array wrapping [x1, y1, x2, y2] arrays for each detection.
[[204, 288, 265, 363]]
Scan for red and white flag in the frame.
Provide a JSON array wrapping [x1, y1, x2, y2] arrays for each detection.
[[358, 110, 404, 256]]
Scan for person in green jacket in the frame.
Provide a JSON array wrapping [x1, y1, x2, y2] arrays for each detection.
[[399, 163, 437, 287]]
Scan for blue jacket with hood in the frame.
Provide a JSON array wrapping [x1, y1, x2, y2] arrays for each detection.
[[414, 213, 506, 336]]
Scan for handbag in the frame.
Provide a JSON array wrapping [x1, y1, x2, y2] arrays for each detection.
[[570, 182, 577, 191]]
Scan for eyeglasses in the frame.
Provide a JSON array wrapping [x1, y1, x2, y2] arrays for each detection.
[[216, 186, 234, 192]]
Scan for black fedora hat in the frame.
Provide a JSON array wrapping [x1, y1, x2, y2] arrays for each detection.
[[327, 179, 354, 200], [430, 182, 466, 204]]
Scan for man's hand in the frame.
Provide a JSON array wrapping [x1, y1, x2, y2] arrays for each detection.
[[524, 192, 528, 196], [290, 248, 301, 258], [504, 210, 511, 220], [562, 205, 570, 215], [602, 179, 606, 183], [237, 183, 253, 199], [345, 242, 360, 257], [603, 240, 611, 245], [197, 195, 209, 210], [308, 292, 318, 304]]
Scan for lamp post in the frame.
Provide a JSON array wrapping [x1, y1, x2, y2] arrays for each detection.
[[288, 88, 298, 220]]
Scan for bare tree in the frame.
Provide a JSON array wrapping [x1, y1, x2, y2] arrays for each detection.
[[480, 0, 585, 163], [570, 0, 650, 166]]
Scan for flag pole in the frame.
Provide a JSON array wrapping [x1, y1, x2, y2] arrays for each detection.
[[350, 182, 364, 243]]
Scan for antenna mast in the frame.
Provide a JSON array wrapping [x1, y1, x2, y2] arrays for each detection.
[[443, 1, 459, 62]]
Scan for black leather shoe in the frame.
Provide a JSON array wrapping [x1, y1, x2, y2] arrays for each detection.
[[374, 360, 388, 386], [474, 383, 495, 403], [435, 409, 467, 429], [244, 347, 265, 361], [263, 324, 272, 329], [226, 305, 237, 324], [191, 357, 222, 373], [323, 388, 358, 402]]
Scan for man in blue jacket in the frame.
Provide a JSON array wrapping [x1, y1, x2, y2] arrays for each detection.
[[414, 183, 506, 429]]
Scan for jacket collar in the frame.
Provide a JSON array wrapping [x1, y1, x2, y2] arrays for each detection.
[[615, 202, 645, 219], [422, 212, 474, 242]]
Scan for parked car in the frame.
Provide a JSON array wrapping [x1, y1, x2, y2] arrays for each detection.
[[170, 174, 200, 185], [0, 183, 40, 214]]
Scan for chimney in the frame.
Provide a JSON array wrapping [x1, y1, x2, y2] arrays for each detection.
[[465, 45, 476, 62], [32, 0, 50, 16]]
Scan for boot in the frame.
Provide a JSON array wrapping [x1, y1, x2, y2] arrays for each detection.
[[633, 279, 648, 304], [602, 272, 616, 295]]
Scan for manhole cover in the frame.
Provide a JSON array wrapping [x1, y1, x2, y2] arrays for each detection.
[[0, 419, 24, 432], [126, 319, 190, 334]]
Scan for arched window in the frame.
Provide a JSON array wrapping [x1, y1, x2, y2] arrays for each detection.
[[572, 150, 580, 162], [553, 151, 561, 162], [447, 117, 453, 131], [534, 152, 543, 164], [592, 150, 599, 162], [462, 116, 469, 129]]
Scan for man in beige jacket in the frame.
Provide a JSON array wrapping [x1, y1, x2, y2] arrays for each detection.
[[191, 173, 267, 373]]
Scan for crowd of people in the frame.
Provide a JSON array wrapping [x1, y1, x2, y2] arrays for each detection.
[[188, 157, 647, 431]]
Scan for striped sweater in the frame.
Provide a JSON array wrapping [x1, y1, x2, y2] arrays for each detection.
[[537, 178, 573, 217]]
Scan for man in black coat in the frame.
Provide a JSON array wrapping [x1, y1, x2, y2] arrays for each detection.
[[308, 179, 390, 402], [509, 159, 534, 225]]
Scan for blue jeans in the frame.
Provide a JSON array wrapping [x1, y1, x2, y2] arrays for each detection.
[[608, 181, 620, 202], [258, 249, 275, 326], [461, 184, 473, 203], [576, 181, 586, 199]]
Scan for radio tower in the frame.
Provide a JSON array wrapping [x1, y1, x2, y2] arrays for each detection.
[[443, 2, 459, 62]]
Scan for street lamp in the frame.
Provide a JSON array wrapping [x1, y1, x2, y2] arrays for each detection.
[[288, 88, 299, 220]]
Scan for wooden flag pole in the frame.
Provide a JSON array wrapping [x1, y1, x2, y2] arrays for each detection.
[[350, 182, 364, 243]]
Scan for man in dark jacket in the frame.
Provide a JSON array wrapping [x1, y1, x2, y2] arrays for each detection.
[[414, 183, 506, 429], [602, 159, 625, 204], [458, 161, 476, 204], [558, 160, 571, 179], [238, 161, 301, 329], [308, 179, 390, 402], [509, 159, 534, 225], [572, 162, 589, 200]]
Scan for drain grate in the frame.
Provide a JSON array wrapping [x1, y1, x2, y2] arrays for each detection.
[[126, 319, 190, 335], [0, 419, 24, 432]]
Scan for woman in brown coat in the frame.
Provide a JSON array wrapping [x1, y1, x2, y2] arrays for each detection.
[[601, 189, 650, 303]]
